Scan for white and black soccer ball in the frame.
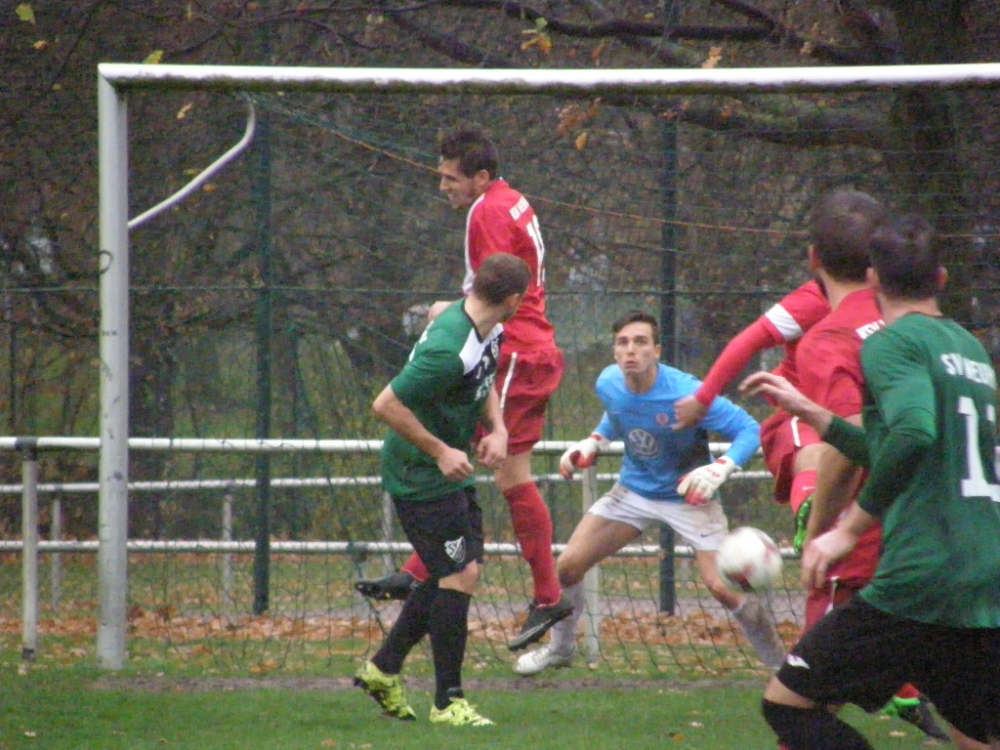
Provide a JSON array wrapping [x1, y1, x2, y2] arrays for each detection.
[[716, 526, 783, 592]]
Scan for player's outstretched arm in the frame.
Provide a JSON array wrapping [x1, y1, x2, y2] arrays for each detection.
[[674, 318, 786, 431], [675, 282, 829, 431], [740, 371, 835, 435]]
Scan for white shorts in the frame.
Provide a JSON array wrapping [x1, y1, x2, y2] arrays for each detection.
[[588, 483, 729, 552]]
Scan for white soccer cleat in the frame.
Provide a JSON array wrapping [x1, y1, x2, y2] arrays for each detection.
[[512, 644, 575, 676]]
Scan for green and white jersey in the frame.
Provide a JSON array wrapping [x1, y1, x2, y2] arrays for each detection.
[[857, 313, 1000, 627], [381, 300, 502, 502]]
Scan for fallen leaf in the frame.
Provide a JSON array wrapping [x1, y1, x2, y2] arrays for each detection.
[[144, 50, 164, 64], [177, 102, 194, 119], [16, 4, 35, 24], [702, 46, 723, 69], [32, 40, 48, 50], [574, 132, 588, 150]]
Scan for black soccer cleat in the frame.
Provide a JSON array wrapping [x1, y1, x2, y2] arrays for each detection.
[[355, 571, 417, 601], [888, 697, 951, 742], [507, 596, 574, 651]]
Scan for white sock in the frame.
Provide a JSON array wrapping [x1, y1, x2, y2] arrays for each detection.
[[731, 595, 785, 670], [548, 582, 583, 654]]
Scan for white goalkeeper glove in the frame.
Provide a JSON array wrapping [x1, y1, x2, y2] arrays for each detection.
[[677, 456, 737, 506], [559, 434, 610, 480]]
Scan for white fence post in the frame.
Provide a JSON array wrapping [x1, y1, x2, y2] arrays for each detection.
[[380, 492, 394, 574], [97, 71, 130, 670], [50, 497, 62, 612], [580, 465, 601, 665], [222, 493, 234, 613], [20, 444, 39, 664]]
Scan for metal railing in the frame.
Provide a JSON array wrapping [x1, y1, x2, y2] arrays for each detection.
[[0, 437, 768, 665]]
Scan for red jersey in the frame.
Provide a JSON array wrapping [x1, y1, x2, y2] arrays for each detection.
[[695, 279, 829, 406], [797, 287, 885, 584], [763, 279, 830, 386], [461, 179, 556, 352]]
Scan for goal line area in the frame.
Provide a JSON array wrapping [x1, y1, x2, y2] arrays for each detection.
[[2, 438, 792, 677], [8, 62, 999, 673]]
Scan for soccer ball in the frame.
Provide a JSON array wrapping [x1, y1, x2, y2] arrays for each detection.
[[716, 526, 783, 592]]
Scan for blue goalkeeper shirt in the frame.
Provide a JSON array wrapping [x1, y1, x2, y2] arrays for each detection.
[[593, 363, 760, 502]]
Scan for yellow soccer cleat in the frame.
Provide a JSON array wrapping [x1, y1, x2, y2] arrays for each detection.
[[353, 661, 416, 721], [429, 697, 495, 727]]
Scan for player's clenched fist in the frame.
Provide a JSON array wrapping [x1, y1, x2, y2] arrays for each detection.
[[677, 456, 737, 506], [559, 434, 610, 479]]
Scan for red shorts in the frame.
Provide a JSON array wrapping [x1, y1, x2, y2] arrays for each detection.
[[494, 346, 564, 455], [760, 409, 820, 504], [802, 525, 881, 632], [803, 578, 861, 634]]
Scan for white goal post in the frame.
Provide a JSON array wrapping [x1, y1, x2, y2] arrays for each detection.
[[96, 61, 1000, 669]]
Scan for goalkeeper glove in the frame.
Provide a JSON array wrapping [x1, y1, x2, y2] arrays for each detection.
[[559, 434, 609, 480], [677, 456, 737, 506], [793, 494, 813, 555]]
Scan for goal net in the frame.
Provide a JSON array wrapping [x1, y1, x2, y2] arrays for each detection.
[[7, 63, 1000, 676]]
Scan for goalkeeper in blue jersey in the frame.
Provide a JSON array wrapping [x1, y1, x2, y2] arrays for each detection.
[[514, 310, 785, 676], [743, 216, 1000, 750]]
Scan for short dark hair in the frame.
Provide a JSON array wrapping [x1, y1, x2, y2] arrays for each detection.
[[809, 189, 888, 282], [612, 310, 661, 344], [439, 125, 500, 179], [472, 253, 530, 305], [869, 215, 940, 300]]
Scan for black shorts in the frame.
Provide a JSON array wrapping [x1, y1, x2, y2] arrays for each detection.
[[778, 596, 1000, 744], [392, 487, 484, 581]]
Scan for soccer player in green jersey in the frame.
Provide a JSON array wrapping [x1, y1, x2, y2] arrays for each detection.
[[354, 253, 530, 728], [742, 215, 1000, 750]]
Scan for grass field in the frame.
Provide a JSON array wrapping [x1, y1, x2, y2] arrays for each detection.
[[0, 657, 941, 750], [0, 546, 948, 748]]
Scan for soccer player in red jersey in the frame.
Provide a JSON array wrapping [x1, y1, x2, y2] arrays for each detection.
[[769, 189, 945, 740], [745, 214, 1000, 750], [791, 191, 887, 624], [357, 126, 570, 651], [673, 279, 830, 534]]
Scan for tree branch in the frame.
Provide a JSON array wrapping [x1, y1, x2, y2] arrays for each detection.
[[418, 0, 872, 64], [386, 13, 516, 66]]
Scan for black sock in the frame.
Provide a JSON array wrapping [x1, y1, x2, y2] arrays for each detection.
[[428, 587, 471, 710], [373, 581, 437, 675], [762, 699, 873, 750]]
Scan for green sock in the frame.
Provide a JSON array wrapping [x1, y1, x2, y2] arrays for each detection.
[[793, 495, 813, 554]]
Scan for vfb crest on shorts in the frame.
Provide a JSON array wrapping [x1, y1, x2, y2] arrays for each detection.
[[445, 536, 466, 564], [627, 428, 658, 458]]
